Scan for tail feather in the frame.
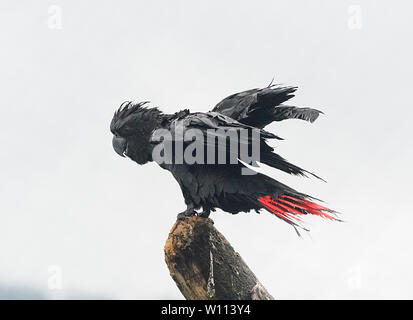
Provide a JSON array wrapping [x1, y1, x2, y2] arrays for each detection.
[[260, 151, 326, 181], [258, 194, 338, 232]]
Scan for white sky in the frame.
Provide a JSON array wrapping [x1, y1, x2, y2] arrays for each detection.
[[0, 0, 412, 299]]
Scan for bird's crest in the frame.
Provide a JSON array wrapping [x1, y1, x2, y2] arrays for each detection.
[[113, 101, 151, 122], [110, 101, 160, 134]]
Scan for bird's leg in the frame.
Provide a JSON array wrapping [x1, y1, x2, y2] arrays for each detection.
[[198, 206, 215, 218], [198, 209, 210, 218], [177, 203, 196, 220]]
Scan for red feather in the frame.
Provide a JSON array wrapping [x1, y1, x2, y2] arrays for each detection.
[[257, 194, 337, 229]]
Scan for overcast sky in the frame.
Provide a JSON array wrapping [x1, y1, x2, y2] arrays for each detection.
[[1, 0, 412, 299]]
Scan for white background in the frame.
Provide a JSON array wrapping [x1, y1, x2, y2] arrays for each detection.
[[1, 0, 412, 299]]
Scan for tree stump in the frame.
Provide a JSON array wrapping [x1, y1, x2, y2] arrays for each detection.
[[164, 216, 274, 300]]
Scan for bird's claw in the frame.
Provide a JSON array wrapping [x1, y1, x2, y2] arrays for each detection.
[[177, 208, 196, 220]]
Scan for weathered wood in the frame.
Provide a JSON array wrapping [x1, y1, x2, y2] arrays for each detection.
[[164, 216, 274, 300]]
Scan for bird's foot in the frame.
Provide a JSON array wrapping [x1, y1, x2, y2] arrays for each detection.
[[177, 205, 196, 220], [197, 209, 211, 218], [198, 207, 215, 219]]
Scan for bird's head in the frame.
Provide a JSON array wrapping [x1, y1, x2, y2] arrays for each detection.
[[110, 101, 162, 165]]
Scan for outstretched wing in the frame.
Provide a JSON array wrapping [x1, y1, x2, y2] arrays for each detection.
[[152, 111, 277, 165], [212, 84, 323, 128], [151, 112, 318, 178]]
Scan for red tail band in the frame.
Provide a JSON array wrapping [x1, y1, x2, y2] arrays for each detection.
[[258, 194, 337, 227]]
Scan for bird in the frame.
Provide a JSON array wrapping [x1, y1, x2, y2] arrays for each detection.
[[110, 83, 339, 234]]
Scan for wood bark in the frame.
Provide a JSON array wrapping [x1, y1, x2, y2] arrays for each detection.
[[164, 216, 274, 300]]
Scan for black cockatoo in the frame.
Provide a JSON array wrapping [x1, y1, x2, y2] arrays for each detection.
[[110, 84, 338, 233]]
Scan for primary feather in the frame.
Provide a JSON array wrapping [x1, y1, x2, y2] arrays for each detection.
[[212, 84, 323, 128]]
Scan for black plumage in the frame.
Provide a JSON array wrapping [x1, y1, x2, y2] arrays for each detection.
[[110, 84, 337, 233]]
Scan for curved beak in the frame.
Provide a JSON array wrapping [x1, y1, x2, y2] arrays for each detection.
[[112, 136, 127, 157]]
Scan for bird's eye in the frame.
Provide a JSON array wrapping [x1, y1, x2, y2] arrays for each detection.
[[119, 125, 133, 135], [114, 130, 123, 138]]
